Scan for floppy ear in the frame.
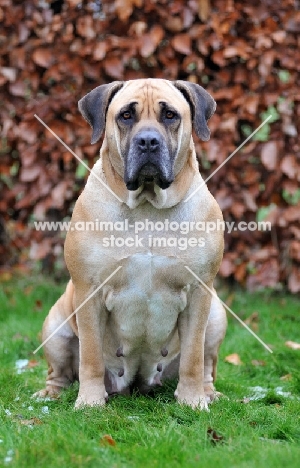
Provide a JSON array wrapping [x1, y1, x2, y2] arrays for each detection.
[[78, 81, 124, 144], [173, 80, 216, 141]]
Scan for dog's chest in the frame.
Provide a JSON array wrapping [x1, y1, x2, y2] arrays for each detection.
[[104, 253, 189, 349]]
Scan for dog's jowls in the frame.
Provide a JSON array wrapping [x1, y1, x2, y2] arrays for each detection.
[[34, 79, 227, 410]]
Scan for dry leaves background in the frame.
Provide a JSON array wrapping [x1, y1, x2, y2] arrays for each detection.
[[0, 0, 299, 292]]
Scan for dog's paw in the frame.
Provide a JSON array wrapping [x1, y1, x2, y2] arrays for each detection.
[[74, 391, 108, 409], [205, 390, 223, 404], [32, 387, 61, 400], [174, 388, 209, 411], [204, 385, 224, 404]]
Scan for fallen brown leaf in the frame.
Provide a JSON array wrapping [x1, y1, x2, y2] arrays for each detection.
[[32, 49, 55, 68], [27, 360, 39, 369], [34, 299, 43, 311], [280, 154, 299, 179], [225, 353, 242, 365], [285, 341, 300, 350], [207, 427, 225, 445], [280, 374, 292, 381], [244, 311, 259, 331], [103, 57, 124, 80], [244, 312, 259, 326], [24, 286, 33, 295], [172, 34, 191, 55], [100, 434, 116, 447], [261, 141, 278, 171], [20, 418, 43, 426], [251, 360, 266, 367], [115, 0, 142, 22], [240, 398, 251, 404], [0, 272, 12, 282]]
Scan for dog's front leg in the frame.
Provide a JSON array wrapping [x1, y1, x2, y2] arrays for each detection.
[[74, 285, 108, 409], [175, 284, 212, 410]]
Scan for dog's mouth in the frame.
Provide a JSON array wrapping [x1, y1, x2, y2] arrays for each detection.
[[126, 163, 173, 191]]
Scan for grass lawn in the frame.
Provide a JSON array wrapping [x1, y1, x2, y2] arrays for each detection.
[[0, 276, 300, 468]]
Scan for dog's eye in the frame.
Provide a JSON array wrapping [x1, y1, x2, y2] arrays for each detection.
[[166, 110, 175, 119], [121, 111, 131, 120]]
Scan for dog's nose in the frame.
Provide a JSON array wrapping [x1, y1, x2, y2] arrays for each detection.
[[136, 130, 160, 152]]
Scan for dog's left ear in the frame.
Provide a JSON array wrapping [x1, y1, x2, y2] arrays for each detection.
[[78, 81, 124, 144], [173, 80, 216, 141]]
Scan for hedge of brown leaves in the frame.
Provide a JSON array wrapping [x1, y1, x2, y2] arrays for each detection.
[[0, 0, 300, 291]]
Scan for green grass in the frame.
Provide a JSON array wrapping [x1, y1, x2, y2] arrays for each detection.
[[1, 277, 300, 467]]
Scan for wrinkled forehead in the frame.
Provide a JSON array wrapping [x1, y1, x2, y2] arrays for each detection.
[[108, 79, 190, 115]]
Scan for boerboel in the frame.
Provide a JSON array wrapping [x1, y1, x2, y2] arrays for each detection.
[[34, 79, 227, 410]]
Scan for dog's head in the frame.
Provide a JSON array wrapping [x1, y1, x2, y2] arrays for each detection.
[[79, 79, 215, 193]]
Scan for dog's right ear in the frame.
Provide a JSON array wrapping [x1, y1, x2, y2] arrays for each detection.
[[78, 81, 124, 144]]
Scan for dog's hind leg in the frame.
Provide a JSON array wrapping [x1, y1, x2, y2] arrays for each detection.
[[33, 282, 79, 399], [204, 293, 227, 403]]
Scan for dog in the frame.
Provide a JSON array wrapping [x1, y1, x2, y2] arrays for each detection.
[[34, 79, 227, 410]]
